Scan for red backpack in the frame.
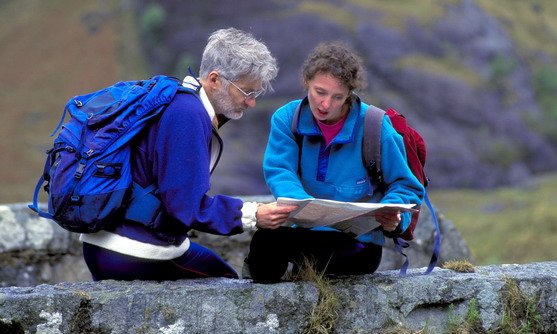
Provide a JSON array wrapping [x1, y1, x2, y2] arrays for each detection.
[[363, 106, 428, 241], [363, 105, 440, 275]]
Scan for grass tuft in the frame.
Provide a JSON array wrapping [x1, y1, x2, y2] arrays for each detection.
[[496, 276, 543, 334], [444, 299, 484, 334], [293, 257, 340, 334], [442, 259, 476, 273], [464, 298, 482, 331]]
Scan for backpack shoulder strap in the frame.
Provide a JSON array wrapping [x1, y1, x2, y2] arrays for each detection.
[[363, 105, 386, 188], [291, 100, 304, 176], [290, 99, 303, 136]]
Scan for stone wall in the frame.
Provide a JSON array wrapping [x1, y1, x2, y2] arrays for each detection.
[[0, 262, 555, 333]]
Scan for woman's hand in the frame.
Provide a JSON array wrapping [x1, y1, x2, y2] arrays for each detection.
[[255, 202, 298, 229], [374, 209, 401, 232]]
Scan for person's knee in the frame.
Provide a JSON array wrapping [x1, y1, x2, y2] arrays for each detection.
[[247, 227, 294, 282], [247, 259, 288, 283], [251, 227, 284, 245]]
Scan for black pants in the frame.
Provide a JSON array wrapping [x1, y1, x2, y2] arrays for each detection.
[[246, 227, 382, 282]]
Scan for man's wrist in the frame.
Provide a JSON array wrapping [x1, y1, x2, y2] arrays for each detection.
[[241, 201, 260, 231]]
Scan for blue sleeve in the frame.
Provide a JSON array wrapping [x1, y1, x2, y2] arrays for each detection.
[[154, 95, 243, 235], [378, 117, 425, 232], [263, 102, 312, 199]]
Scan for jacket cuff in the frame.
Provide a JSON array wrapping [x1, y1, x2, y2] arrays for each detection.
[[241, 201, 259, 232]]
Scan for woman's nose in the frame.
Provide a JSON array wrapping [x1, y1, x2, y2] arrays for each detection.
[[320, 97, 330, 109]]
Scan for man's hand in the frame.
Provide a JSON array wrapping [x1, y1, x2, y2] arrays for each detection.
[[255, 202, 298, 229], [374, 209, 401, 232]]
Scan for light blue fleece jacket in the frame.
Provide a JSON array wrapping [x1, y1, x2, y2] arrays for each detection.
[[263, 98, 424, 245]]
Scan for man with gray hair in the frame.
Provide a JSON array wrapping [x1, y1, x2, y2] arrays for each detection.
[[80, 27, 297, 280]]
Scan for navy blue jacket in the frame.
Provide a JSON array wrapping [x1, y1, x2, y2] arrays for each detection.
[[108, 92, 244, 245]]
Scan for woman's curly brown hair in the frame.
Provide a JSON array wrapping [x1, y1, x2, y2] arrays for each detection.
[[301, 41, 367, 105]]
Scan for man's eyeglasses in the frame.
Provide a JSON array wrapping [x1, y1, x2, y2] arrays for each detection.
[[221, 76, 264, 101]]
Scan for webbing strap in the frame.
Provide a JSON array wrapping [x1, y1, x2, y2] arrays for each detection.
[[50, 106, 69, 137], [423, 191, 441, 274], [395, 190, 441, 276], [363, 105, 390, 196], [363, 105, 385, 175], [291, 101, 304, 176], [394, 237, 410, 276], [28, 156, 54, 220]]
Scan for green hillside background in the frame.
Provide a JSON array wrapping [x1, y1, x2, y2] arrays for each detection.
[[1, 0, 555, 266]]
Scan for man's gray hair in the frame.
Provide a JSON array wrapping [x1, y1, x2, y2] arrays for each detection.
[[200, 28, 278, 92]]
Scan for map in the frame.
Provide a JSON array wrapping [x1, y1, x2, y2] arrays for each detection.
[[277, 197, 417, 237]]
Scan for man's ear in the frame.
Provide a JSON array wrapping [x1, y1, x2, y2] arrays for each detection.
[[204, 71, 220, 91]]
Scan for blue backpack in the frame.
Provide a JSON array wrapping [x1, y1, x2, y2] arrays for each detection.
[[29, 75, 197, 233]]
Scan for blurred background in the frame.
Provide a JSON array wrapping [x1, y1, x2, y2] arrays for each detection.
[[1, 0, 556, 265]]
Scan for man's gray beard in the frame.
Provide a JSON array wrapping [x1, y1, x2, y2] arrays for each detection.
[[212, 88, 244, 120]]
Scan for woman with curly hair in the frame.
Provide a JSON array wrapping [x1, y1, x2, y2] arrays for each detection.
[[244, 42, 424, 282]]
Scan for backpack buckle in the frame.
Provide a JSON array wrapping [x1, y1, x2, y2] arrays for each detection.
[[74, 162, 86, 179], [368, 160, 383, 185]]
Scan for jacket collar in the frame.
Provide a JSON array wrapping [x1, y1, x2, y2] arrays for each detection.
[[183, 76, 217, 127], [297, 96, 362, 144]]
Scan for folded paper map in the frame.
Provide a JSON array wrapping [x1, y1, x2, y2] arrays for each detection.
[[277, 197, 417, 237]]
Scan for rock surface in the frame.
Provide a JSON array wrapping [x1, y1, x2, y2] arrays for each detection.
[[0, 262, 555, 333]]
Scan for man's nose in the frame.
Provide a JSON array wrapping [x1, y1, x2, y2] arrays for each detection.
[[245, 98, 256, 108]]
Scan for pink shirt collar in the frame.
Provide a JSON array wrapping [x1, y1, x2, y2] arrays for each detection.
[[316, 115, 348, 146]]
